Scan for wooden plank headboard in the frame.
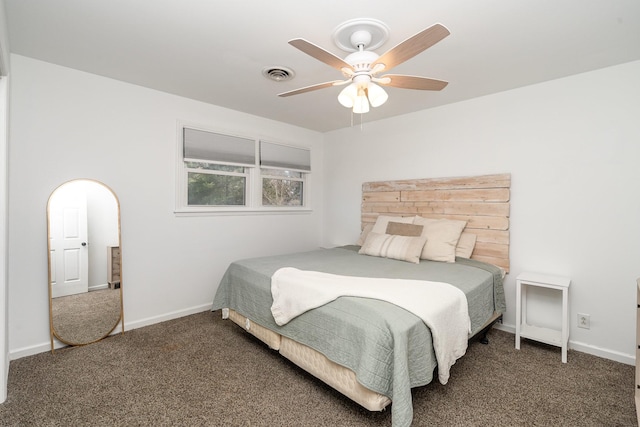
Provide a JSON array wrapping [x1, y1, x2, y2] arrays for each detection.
[[361, 173, 511, 272]]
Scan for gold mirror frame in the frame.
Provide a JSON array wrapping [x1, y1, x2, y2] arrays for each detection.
[[47, 179, 124, 352]]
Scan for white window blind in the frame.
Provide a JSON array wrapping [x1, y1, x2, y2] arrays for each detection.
[[184, 128, 255, 166], [260, 141, 311, 172]]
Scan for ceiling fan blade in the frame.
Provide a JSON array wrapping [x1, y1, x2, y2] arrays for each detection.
[[377, 74, 448, 91], [278, 80, 347, 97], [289, 39, 354, 72], [371, 23, 450, 72]]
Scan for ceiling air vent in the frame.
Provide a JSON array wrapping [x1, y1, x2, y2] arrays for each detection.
[[262, 66, 295, 82]]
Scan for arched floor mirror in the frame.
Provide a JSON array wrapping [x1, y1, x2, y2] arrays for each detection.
[[47, 179, 124, 351]]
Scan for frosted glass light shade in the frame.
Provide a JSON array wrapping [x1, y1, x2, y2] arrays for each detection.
[[353, 94, 370, 114], [338, 84, 357, 108], [337, 80, 381, 114], [367, 83, 388, 107]]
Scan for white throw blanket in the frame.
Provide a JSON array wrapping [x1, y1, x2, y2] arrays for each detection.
[[270, 267, 471, 384]]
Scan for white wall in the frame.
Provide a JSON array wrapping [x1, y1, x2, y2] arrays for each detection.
[[0, 0, 10, 403], [8, 55, 324, 358], [323, 60, 640, 364], [0, 75, 8, 404]]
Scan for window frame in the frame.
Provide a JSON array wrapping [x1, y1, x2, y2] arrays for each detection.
[[175, 122, 311, 215]]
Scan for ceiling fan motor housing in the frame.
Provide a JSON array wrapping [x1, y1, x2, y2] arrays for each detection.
[[345, 50, 379, 74]]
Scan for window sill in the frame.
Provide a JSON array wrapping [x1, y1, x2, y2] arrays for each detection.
[[174, 207, 313, 217]]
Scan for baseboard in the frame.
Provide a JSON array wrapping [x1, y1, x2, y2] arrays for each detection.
[[123, 303, 213, 332], [11, 322, 125, 360], [11, 340, 56, 360], [568, 340, 635, 365], [492, 323, 636, 366], [10, 303, 214, 360]]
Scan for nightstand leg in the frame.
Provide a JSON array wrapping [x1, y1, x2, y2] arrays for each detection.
[[515, 280, 521, 350], [561, 287, 568, 363]]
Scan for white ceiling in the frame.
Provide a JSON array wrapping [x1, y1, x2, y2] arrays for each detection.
[[4, 0, 640, 132]]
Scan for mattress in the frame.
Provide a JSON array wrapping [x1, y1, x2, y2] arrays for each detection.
[[212, 245, 505, 427]]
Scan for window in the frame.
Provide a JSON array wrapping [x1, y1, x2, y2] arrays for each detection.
[[176, 125, 311, 213], [262, 169, 304, 206], [260, 140, 310, 208], [181, 127, 255, 208], [186, 163, 247, 206]]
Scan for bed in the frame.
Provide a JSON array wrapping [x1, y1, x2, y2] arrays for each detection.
[[211, 173, 510, 427]]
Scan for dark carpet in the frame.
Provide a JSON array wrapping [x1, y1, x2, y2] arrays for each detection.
[[0, 311, 636, 426]]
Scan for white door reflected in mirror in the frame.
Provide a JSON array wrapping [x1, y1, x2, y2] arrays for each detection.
[[48, 183, 89, 298]]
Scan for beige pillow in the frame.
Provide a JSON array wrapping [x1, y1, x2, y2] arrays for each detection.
[[386, 221, 424, 237], [371, 215, 414, 234], [356, 223, 374, 246], [455, 232, 477, 258], [413, 216, 467, 262], [359, 232, 428, 264]]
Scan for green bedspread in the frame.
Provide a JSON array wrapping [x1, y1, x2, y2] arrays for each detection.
[[211, 246, 505, 427]]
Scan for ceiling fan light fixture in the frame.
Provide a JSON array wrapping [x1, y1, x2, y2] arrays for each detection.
[[352, 87, 370, 114], [338, 83, 357, 108], [353, 95, 370, 114], [367, 82, 388, 107], [338, 80, 385, 113]]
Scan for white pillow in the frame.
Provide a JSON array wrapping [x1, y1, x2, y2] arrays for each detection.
[[356, 223, 374, 246], [358, 232, 428, 264], [455, 232, 477, 259], [413, 216, 467, 262], [371, 215, 414, 234]]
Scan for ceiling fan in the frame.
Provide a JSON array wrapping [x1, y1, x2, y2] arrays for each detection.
[[278, 19, 450, 114]]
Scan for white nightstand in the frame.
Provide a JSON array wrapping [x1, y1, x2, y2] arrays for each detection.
[[515, 271, 571, 363]]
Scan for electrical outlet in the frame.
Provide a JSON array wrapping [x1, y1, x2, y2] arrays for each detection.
[[577, 313, 590, 329]]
